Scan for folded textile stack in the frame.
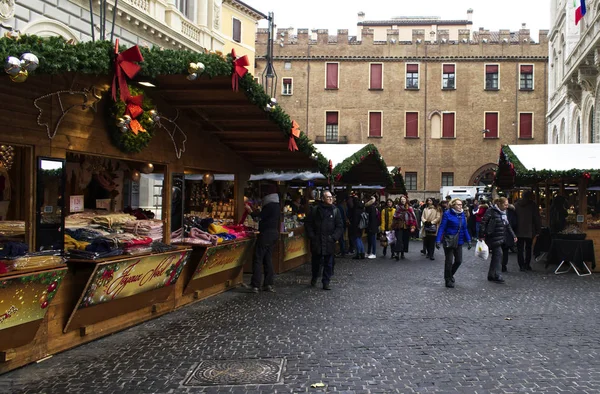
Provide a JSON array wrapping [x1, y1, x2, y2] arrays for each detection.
[[13, 254, 65, 270], [91, 213, 136, 231], [0, 221, 25, 237], [65, 212, 99, 228], [64, 234, 90, 251], [171, 228, 184, 243], [68, 249, 123, 260], [172, 227, 218, 246], [0, 241, 28, 259], [124, 220, 163, 241], [66, 227, 109, 242]]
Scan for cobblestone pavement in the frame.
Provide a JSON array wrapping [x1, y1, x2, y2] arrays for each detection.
[[2, 240, 600, 394]]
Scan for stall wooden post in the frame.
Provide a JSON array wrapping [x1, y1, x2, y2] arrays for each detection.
[[544, 182, 551, 227], [579, 177, 588, 231], [234, 171, 251, 224]]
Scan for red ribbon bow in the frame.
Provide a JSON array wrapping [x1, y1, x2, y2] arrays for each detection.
[[112, 39, 144, 102], [231, 48, 249, 92], [288, 120, 301, 151], [125, 95, 144, 119], [328, 160, 333, 174]]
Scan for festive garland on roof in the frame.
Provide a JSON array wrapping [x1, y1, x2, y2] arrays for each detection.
[[495, 145, 600, 187], [389, 167, 407, 195], [332, 144, 393, 186], [0, 35, 326, 168]]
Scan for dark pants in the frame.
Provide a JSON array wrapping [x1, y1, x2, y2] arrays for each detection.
[[312, 254, 334, 284], [393, 229, 410, 254], [424, 234, 436, 258], [517, 237, 533, 268], [444, 245, 463, 280], [250, 233, 278, 288], [488, 244, 503, 280], [501, 245, 509, 269], [347, 234, 355, 253], [338, 231, 347, 254], [366, 232, 377, 255]]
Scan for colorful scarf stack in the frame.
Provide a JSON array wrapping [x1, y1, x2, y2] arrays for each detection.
[[124, 219, 164, 241]]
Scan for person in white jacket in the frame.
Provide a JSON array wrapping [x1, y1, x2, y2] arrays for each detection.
[[420, 198, 442, 260]]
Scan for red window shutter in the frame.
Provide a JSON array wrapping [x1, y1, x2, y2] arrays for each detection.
[[370, 64, 382, 89], [520, 65, 533, 74], [406, 112, 419, 137], [369, 112, 382, 137], [406, 64, 419, 73], [283, 78, 292, 84], [485, 112, 498, 138], [443, 64, 455, 73], [520, 113, 533, 138], [326, 112, 338, 125], [486, 65, 498, 73], [442, 113, 455, 138], [326, 63, 338, 89]]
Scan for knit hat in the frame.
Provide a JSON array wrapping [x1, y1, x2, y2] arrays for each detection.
[[263, 183, 278, 196]]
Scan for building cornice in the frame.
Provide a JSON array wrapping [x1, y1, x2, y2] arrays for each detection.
[[266, 55, 549, 62], [358, 19, 473, 27], [223, 0, 267, 21]]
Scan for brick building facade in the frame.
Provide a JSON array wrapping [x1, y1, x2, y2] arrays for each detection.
[[255, 23, 549, 200]]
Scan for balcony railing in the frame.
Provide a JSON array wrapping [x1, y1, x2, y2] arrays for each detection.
[[314, 135, 348, 144], [181, 19, 201, 42], [124, 0, 149, 12]]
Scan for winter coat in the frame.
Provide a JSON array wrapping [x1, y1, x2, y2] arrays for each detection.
[[379, 207, 396, 232], [392, 205, 417, 231], [254, 199, 280, 243], [475, 204, 488, 223], [514, 199, 541, 238], [347, 198, 364, 239], [421, 206, 442, 236], [479, 206, 516, 248], [305, 202, 344, 256], [365, 201, 380, 234], [505, 205, 518, 248], [436, 209, 471, 246]]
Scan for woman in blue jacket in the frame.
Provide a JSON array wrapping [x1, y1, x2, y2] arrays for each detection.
[[436, 198, 472, 288]]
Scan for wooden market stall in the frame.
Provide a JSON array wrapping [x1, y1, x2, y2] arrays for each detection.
[[495, 144, 600, 273], [0, 35, 324, 373]]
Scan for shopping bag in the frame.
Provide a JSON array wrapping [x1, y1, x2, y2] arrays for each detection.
[[475, 240, 489, 260], [386, 230, 396, 244]]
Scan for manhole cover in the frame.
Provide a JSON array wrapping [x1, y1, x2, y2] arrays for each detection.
[[182, 358, 285, 386]]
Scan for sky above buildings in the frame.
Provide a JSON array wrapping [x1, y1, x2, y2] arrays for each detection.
[[245, 0, 551, 40]]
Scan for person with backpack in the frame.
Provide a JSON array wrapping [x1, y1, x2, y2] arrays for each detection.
[[348, 194, 366, 260], [305, 190, 343, 290], [364, 195, 380, 259], [391, 195, 417, 260]]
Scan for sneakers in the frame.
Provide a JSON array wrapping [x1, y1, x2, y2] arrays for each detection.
[[367, 254, 376, 259], [323, 283, 331, 290], [262, 285, 276, 293], [445, 280, 455, 288], [251, 287, 259, 293]]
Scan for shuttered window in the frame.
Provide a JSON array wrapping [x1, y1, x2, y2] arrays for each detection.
[[406, 64, 419, 89], [520, 65, 534, 90], [519, 113, 533, 139], [232, 18, 241, 43], [442, 64, 455, 89], [484, 112, 498, 138], [442, 113, 455, 138], [282, 78, 292, 95], [369, 112, 382, 137], [405, 112, 419, 138], [485, 64, 499, 90], [326, 63, 338, 89], [370, 64, 383, 89]]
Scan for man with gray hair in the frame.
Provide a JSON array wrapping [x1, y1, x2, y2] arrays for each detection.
[[305, 190, 343, 290]]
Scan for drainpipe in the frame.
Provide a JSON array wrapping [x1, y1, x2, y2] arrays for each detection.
[[544, 61, 548, 143], [515, 62, 519, 144], [306, 44, 311, 137], [423, 45, 428, 194]]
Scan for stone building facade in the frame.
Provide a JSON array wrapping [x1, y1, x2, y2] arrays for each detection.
[[548, 0, 600, 144], [256, 23, 549, 200]]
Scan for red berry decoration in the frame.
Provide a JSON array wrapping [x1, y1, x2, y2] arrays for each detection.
[[41, 301, 49, 309], [47, 281, 58, 292]]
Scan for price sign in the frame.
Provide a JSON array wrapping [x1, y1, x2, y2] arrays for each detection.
[[70, 195, 84, 213], [96, 199, 111, 210]]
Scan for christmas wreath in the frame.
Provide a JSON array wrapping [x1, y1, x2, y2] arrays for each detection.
[[107, 85, 156, 153]]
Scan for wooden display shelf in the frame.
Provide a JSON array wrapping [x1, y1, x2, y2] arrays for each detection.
[[0, 262, 67, 279]]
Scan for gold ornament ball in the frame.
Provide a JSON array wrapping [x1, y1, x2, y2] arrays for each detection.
[[202, 173, 214, 185], [141, 163, 154, 174], [188, 62, 199, 74], [10, 70, 28, 83], [131, 170, 141, 182]]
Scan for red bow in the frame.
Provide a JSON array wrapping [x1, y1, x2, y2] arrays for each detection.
[[125, 95, 144, 119], [112, 39, 144, 102], [231, 48, 249, 92], [328, 160, 333, 174], [288, 120, 300, 151]]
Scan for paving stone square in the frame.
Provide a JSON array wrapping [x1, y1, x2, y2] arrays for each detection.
[[1, 240, 599, 393]]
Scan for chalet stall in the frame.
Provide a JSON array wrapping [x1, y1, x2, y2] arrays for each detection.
[[0, 35, 324, 372], [495, 144, 600, 274]]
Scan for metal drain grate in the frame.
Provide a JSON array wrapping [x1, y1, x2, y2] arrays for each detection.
[[182, 358, 285, 386]]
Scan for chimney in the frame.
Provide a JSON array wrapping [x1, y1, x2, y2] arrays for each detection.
[[519, 25, 530, 43], [438, 29, 449, 43], [338, 29, 348, 45], [358, 11, 365, 23], [467, 8, 473, 22], [538, 29, 549, 44], [412, 29, 425, 43], [387, 29, 399, 44], [361, 27, 374, 44], [297, 28, 309, 45], [499, 29, 511, 44], [458, 29, 470, 42], [317, 29, 329, 45]]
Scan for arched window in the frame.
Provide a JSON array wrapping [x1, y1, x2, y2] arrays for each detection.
[[552, 125, 558, 144], [589, 106, 595, 143], [576, 117, 581, 143], [430, 113, 441, 139]]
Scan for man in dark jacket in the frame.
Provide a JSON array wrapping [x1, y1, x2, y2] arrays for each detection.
[[305, 190, 344, 290], [479, 197, 517, 284], [249, 184, 280, 293], [514, 191, 541, 271]]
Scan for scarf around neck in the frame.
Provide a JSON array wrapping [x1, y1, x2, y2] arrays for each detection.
[[494, 204, 508, 224]]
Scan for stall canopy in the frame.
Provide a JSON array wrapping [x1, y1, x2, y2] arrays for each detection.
[[314, 144, 393, 186], [386, 166, 408, 195], [495, 144, 600, 188]]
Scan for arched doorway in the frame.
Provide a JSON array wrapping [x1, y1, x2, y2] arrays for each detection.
[[469, 163, 497, 187]]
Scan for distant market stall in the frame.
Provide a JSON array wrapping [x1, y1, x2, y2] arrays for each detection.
[[495, 144, 600, 273]]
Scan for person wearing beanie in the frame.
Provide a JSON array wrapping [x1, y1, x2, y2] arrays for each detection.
[[249, 184, 280, 293]]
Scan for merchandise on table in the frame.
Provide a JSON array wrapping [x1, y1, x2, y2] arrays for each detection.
[[0, 221, 25, 237], [123, 219, 163, 241]]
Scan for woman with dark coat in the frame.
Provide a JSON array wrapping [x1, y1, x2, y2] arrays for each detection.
[[502, 203, 518, 272], [479, 197, 517, 284], [392, 195, 417, 261], [435, 198, 471, 288], [348, 195, 366, 259], [365, 196, 380, 259]]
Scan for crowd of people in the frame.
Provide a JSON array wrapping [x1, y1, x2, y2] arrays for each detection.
[[248, 187, 544, 292]]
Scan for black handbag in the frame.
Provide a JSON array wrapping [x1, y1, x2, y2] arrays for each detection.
[[424, 223, 437, 233], [443, 215, 462, 249]]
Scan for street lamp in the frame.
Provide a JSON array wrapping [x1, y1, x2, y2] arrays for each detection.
[[262, 12, 278, 99]]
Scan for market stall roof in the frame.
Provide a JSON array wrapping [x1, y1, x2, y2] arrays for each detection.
[[496, 144, 600, 188], [314, 144, 392, 186], [154, 75, 324, 172], [386, 166, 408, 195]]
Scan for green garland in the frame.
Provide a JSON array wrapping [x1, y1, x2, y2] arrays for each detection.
[[332, 144, 393, 186], [389, 167, 407, 195], [0, 35, 325, 169], [108, 85, 156, 153], [497, 145, 600, 187]]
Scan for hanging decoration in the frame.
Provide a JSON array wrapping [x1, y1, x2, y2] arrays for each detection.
[[34, 86, 102, 140], [288, 120, 300, 151], [154, 109, 188, 159], [186, 62, 206, 81], [265, 97, 277, 112], [202, 173, 215, 185], [231, 48, 249, 92], [4, 52, 39, 83], [108, 85, 156, 153], [0, 145, 15, 170], [111, 39, 143, 102]]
